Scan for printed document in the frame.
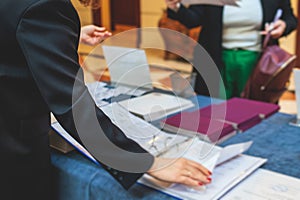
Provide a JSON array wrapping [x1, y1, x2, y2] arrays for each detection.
[[100, 103, 190, 156], [118, 92, 194, 121], [139, 154, 266, 200], [221, 169, 300, 200], [138, 140, 266, 200], [86, 81, 147, 107]]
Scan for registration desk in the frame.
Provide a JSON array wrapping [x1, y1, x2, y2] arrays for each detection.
[[51, 95, 300, 200]]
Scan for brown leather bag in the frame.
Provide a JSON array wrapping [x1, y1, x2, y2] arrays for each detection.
[[241, 33, 296, 103]]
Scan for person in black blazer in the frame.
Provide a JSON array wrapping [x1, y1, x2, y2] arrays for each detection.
[[165, 0, 297, 98], [0, 0, 212, 199]]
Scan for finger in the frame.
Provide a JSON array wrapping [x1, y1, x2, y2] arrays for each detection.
[[104, 31, 112, 36], [187, 159, 212, 176], [185, 166, 212, 184], [260, 31, 268, 35], [94, 31, 112, 37], [270, 30, 281, 39], [268, 23, 274, 32], [93, 32, 106, 37], [273, 20, 282, 28], [177, 175, 205, 187], [264, 22, 269, 31], [94, 27, 106, 32]]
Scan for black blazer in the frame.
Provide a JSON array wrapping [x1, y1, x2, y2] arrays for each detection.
[[168, 0, 297, 96], [0, 0, 153, 195]]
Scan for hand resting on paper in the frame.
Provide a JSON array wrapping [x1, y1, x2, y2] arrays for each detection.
[[147, 157, 212, 187]]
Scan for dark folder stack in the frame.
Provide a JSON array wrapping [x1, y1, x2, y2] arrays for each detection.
[[161, 98, 280, 143]]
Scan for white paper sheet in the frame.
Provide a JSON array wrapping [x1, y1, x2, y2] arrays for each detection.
[[181, 0, 239, 7], [102, 45, 153, 90], [86, 81, 147, 106], [100, 103, 190, 156], [139, 154, 266, 200], [221, 169, 300, 200], [51, 122, 99, 165], [138, 139, 266, 200], [118, 92, 194, 121], [216, 141, 253, 165], [294, 69, 300, 119]]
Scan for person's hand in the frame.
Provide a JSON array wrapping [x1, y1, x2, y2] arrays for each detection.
[[260, 20, 287, 39], [165, 0, 181, 12], [147, 157, 212, 187], [80, 25, 112, 46]]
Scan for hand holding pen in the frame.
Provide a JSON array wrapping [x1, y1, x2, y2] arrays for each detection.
[[261, 9, 286, 39]]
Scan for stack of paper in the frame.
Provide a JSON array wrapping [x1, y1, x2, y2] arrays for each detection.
[[51, 104, 268, 200], [118, 92, 194, 121], [100, 103, 190, 156], [138, 140, 267, 200]]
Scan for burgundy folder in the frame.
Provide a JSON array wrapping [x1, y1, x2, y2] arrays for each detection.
[[161, 111, 236, 143], [196, 98, 279, 131], [161, 97, 279, 143]]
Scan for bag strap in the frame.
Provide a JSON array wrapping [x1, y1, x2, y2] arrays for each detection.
[[262, 32, 271, 49]]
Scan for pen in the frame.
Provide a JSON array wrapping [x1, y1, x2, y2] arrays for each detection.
[[266, 9, 283, 33]]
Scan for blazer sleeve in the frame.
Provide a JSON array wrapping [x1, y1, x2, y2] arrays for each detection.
[[167, 4, 205, 29], [280, 0, 297, 36], [16, 0, 153, 189]]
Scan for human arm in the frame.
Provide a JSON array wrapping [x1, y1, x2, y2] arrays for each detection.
[[16, 0, 153, 189], [165, 0, 205, 29], [16, 0, 211, 189], [261, 0, 297, 39], [80, 25, 111, 46], [165, 0, 181, 12]]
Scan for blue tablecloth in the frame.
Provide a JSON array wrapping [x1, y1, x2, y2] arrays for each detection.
[[51, 96, 300, 200]]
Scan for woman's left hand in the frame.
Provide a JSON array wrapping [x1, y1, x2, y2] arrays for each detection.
[[261, 20, 287, 39], [80, 25, 112, 46]]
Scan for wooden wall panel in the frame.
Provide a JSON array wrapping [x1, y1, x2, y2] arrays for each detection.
[[110, 0, 140, 30]]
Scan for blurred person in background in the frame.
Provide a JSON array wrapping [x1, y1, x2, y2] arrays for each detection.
[[165, 0, 297, 99]]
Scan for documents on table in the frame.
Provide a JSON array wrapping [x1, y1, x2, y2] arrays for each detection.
[[52, 103, 268, 200], [139, 155, 266, 200], [221, 169, 300, 200], [100, 103, 190, 156], [86, 81, 147, 107], [51, 122, 100, 165], [138, 140, 267, 200], [181, 0, 240, 7], [102, 103, 266, 200], [118, 92, 194, 121]]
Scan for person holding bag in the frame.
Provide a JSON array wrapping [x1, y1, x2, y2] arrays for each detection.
[[165, 0, 297, 99], [242, 9, 297, 103]]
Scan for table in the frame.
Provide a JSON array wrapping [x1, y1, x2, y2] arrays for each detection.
[[51, 95, 300, 200]]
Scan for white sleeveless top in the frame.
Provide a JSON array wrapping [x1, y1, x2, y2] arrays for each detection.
[[222, 0, 263, 52]]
